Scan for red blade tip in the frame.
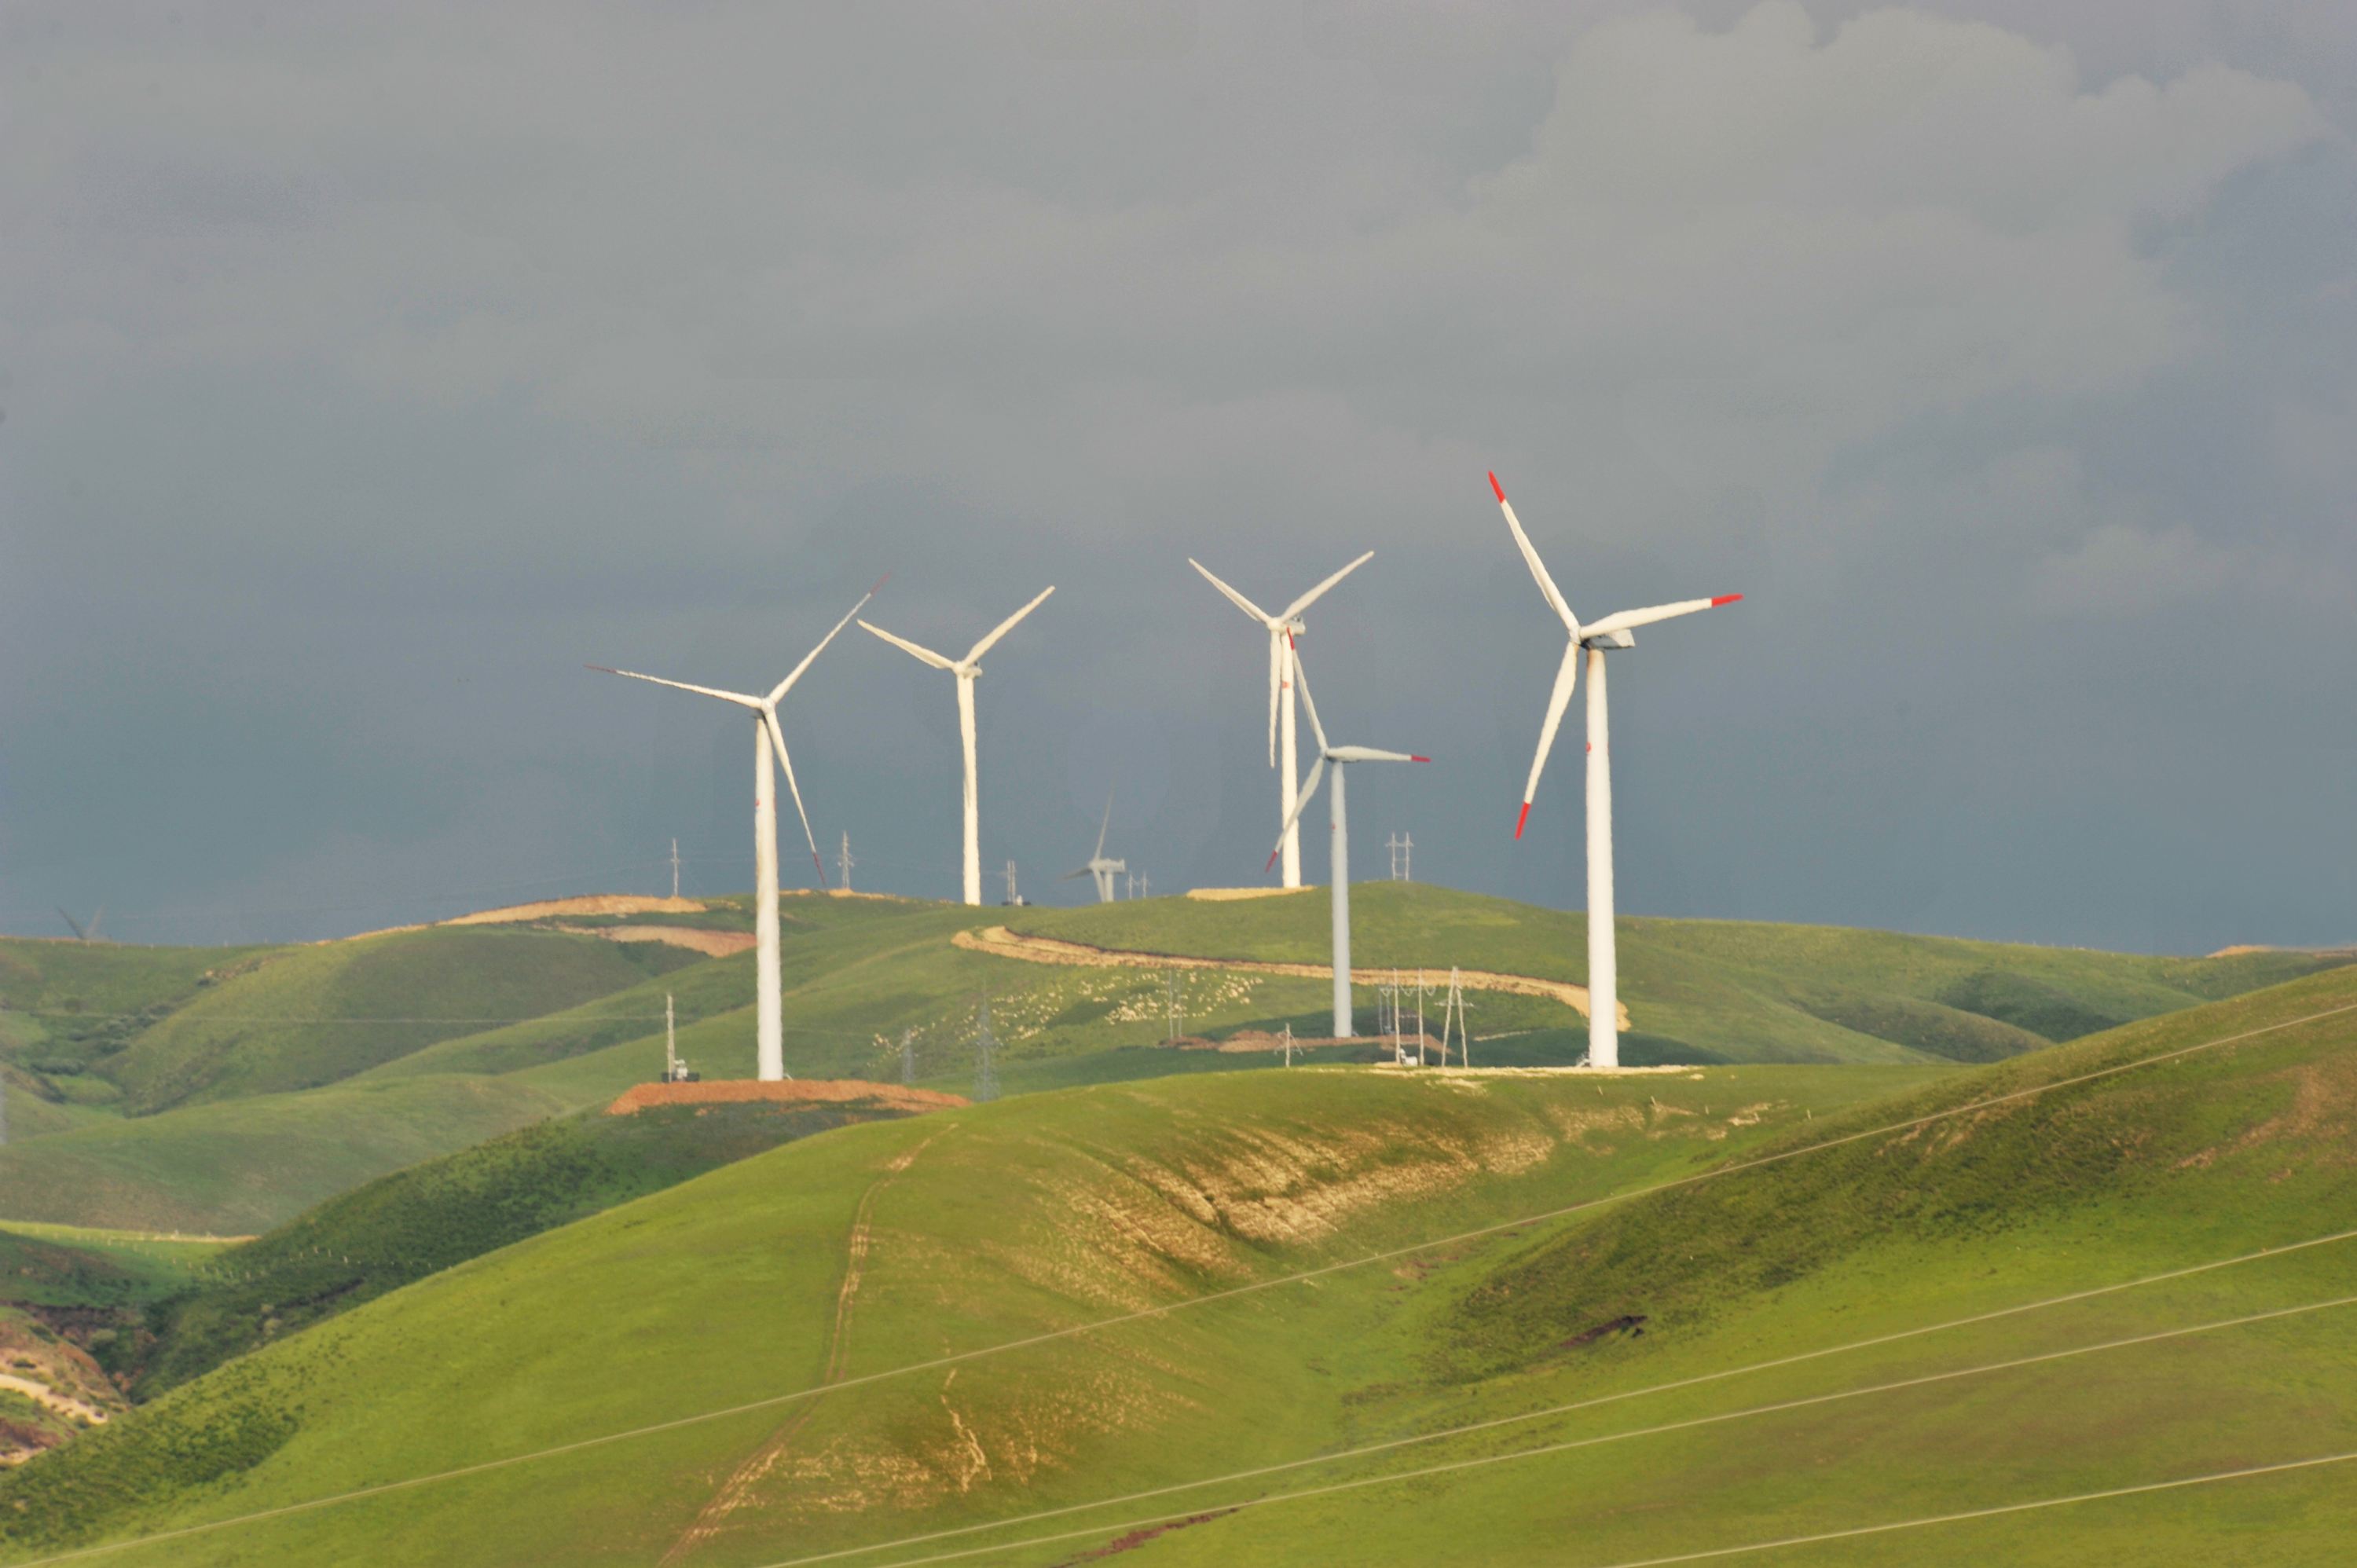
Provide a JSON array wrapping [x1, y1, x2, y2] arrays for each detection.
[[1711, 593, 1743, 606], [1410, 756, 1431, 763], [1514, 801, 1532, 839], [1488, 471, 1505, 503], [1265, 849, 1282, 873]]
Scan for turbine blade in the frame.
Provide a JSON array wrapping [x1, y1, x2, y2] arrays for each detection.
[[1579, 594, 1743, 639], [1288, 641, 1329, 755], [1266, 628, 1283, 768], [1517, 641, 1582, 839], [87, 907, 103, 940], [57, 907, 85, 940], [1094, 786, 1113, 860], [964, 584, 1056, 665], [1490, 471, 1582, 637], [768, 576, 889, 704], [1327, 746, 1429, 764], [1278, 550, 1374, 622], [858, 621, 956, 670], [763, 706, 827, 887], [1267, 754, 1329, 870], [588, 666, 764, 709], [1188, 559, 1272, 624], [1059, 866, 1092, 881]]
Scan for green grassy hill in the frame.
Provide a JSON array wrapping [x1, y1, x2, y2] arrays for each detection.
[[126, 1092, 952, 1398], [0, 1075, 568, 1233], [6, 965, 2356, 1564], [102, 926, 700, 1114], [3, 888, 2343, 1238], [1007, 884, 2344, 1062]]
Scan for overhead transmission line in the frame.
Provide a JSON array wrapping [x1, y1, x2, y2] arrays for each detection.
[[750, 1226, 2357, 1565], [27, 997, 2357, 1566], [783, 1291, 2357, 1568]]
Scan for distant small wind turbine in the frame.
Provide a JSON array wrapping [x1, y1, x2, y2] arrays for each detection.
[[1189, 552, 1373, 888], [57, 907, 105, 943], [860, 587, 1055, 906], [592, 581, 881, 1081], [1061, 789, 1127, 903], [1490, 471, 1740, 1069], [1268, 643, 1427, 1038]]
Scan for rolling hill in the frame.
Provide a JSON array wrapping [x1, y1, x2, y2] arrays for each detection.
[[2, 888, 2342, 1236], [5, 965, 2355, 1564]]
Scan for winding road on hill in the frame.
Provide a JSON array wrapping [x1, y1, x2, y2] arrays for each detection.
[[953, 925, 1633, 1031]]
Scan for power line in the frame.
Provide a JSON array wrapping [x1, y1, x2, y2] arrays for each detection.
[[742, 1225, 2357, 1566], [29, 997, 2355, 1565], [804, 1292, 2357, 1568], [1578, 1451, 2357, 1568]]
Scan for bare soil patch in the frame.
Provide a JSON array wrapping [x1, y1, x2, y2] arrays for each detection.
[[605, 1079, 968, 1116], [442, 894, 709, 925], [552, 922, 756, 957]]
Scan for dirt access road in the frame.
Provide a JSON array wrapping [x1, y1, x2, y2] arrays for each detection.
[[951, 925, 1631, 1031]]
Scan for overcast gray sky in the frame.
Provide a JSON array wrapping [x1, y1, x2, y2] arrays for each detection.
[[3, 1, 2351, 952]]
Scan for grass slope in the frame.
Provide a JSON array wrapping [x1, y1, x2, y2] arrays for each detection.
[[1008, 884, 2345, 1062], [103, 927, 698, 1114], [5, 970, 2355, 1564], [0, 939, 280, 1120], [0, 1075, 566, 1233], [128, 1094, 948, 1398], [8, 886, 2334, 1245]]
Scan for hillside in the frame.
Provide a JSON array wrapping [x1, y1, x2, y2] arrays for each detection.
[[129, 1091, 958, 1398], [102, 925, 700, 1114], [5, 965, 2355, 1564], [1004, 884, 2346, 1062], [2, 888, 2344, 1236]]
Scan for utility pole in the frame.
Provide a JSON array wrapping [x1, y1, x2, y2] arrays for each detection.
[[1386, 832, 1413, 881], [669, 837, 681, 900], [1164, 969, 1185, 1043], [973, 998, 999, 1102], [1416, 969, 1428, 1067], [1138, 873, 1149, 899], [1282, 1021, 1294, 1068], [1003, 859, 1021, 907], [665, 991, 676, 1080], [837, 831, 856, 892], [1380, 970, 1405, 1064], [1440, 967, 1469, 1068], [899, 1028, 915, 1086], [1124, 870, 1134, 899]]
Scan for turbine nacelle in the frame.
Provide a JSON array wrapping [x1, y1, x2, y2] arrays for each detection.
[[1489, 469, 1741, 837], [1266, 645, 1428, 870]]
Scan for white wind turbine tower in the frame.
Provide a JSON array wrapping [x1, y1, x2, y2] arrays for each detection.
[[1189, 552, 1373, 888], [1490, 471, 1741, 1069], [860, 587, 1055, 906], [1268, 643, 1427, 1038], [592, 581, 880, 1081], [1061, 788, 1127, 903]]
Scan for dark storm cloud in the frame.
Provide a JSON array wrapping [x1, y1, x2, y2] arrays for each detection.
[[2, 2, 2351, 951]]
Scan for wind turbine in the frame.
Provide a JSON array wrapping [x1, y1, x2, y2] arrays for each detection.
[[56, 907, 105, 943], [860, 587, 1055, 906], [1188, 552, 1373, 888], [591, 581, 880, 1082], [1267, 643, 1427, 1038], [1490, 471, 1741, 1069], [1061, 788, 1127, 903]]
